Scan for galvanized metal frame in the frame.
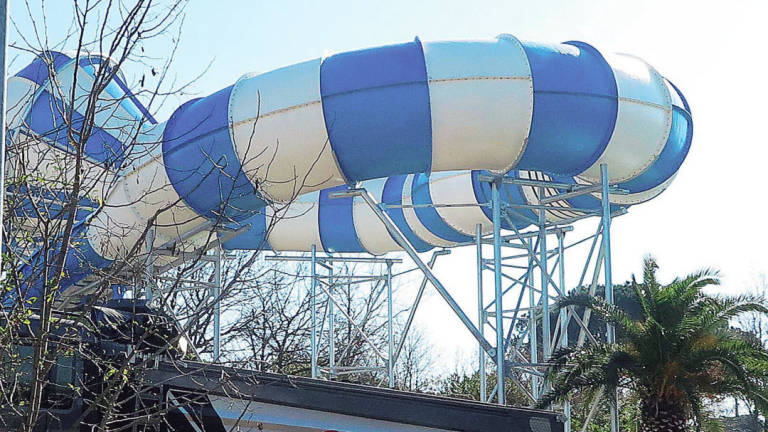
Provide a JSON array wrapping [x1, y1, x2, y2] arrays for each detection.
[[136, 241, 226, 362], [264, 252, 406, 387], [133, 164, 623, 431], [340, 165, 622, 431]]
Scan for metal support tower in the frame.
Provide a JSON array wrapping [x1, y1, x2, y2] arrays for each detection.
[[143, 241, 226, 362], [132, 165, 623, 430], [266, 253, 405, 387], [475, 170, 622, 430], [344, 168, 623, 430]]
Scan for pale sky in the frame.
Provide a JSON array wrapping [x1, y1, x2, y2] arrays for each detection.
[[8, 0, 768, 371]]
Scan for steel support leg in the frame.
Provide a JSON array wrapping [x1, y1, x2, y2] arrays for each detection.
[[538, 187, 551, 366], [145, 228, 155, 303], [491, 179, 505, 405], [558, 232, 571, 432], [528, 244, 540, 400], [476, 223, 487, 403], [328, 266, 335, 379], [213, 246, 222, 361], [311, 245, 318, 379], [387, 262, 395, 388], [601, 164, 619, 432]]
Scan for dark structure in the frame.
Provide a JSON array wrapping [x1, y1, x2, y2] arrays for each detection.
[[2, 301, 563, 431]]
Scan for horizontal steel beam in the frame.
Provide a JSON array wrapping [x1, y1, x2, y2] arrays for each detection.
[[265, 255, 403, 264]]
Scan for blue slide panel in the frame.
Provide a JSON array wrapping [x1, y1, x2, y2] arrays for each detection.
[[12, 221, 112, 306], [617, 107, 692, 193], [320, 39, 432, 182], [381, 175, 432, 252], [11, 185, 97, 222], [162, 85, 266, 221], [411, 174, 472, 242], [221, 212, 271, 250], [15, 51, 70, 85], [27, 90, 126, 168], [518, 41, 618, 175], [319, 185, 366, 253], [470, 171, 537, 230]]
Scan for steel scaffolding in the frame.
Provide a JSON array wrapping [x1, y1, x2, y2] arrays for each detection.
[[264, 253, 425, 387], [134, 164, 624, 430], [339, 164, 624, 431]]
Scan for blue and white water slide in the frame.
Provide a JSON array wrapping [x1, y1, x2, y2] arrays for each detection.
[[6, 34, 692, 295]]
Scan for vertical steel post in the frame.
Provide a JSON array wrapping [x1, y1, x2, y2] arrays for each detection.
[[310, 245, 318, 378], [601, 163, 619, 432], [538, 188, 551, 365], [145, 228, 155, 303], [558, 231, 571, 432], [0, 0, 7, 274], [491, 179, 505, 405], [387, 261, 395, 388], [213, 246, 222, 361], [476, 223, 487, 403], [528, 241, 540, 400], [328, 266, 335, 379]]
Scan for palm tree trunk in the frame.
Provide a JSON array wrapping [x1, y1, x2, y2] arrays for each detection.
[[640, 398, 688, 432]]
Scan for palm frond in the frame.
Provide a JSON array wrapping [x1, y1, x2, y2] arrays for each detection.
[[556, 292, 645, 339], [681, 295, 768, 339], [539, 343, 634, 408]]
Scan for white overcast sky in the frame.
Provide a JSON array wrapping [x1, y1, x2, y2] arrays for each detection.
[[8, 0, 768, 370]]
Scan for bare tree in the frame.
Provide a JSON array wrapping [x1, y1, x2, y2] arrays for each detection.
[[0, 2, 449, 431], [0, 1, 326, 430], [1, 1, 193, 429]]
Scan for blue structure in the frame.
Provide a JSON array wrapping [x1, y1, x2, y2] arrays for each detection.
[[5, 34, 692, 298]]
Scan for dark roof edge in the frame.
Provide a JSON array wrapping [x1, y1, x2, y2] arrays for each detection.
[[143, 360, 564, 432]]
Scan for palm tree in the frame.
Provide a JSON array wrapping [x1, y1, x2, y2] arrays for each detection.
[[539, 257, 768, 432]]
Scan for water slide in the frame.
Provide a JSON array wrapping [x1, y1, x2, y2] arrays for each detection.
[[6, 34, 692, 296]]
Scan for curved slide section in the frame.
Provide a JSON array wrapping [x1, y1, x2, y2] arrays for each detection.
[[7, 34, 693, 295]]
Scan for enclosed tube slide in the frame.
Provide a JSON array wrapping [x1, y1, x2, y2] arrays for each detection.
[[7, 34, 692, 295]]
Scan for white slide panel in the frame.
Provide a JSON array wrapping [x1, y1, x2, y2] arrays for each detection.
[[609, 174, 677, 205], [16, 139, 114, 199], [401, 175, 456, 248], [423, 36, 533, 173], [54, 61, 144, 150], [266, 191, 323, 252], [229, 59, 345, 203], [429, 171, 492, 235], [5, 76, 38, 128], [353, 178, 401, 255], [87, 124, 202, 260], [579, 53, 672, 183]]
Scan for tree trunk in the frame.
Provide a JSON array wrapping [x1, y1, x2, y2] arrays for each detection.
[[640, 398, 688, 432]]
